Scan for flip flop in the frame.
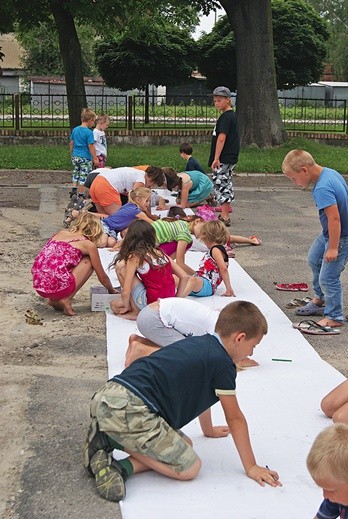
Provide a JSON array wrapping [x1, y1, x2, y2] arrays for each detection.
[[275, 283, 308, 291], [215, 206, 233, 213], [295, 301, 324, 316], [292, 319, 341, 335], [285, 297, 312, 309]]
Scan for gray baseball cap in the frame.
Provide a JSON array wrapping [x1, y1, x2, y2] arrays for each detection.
[[212, 86, 232, 98]]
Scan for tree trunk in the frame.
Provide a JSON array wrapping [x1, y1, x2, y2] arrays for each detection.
[[145, 83, 150, 124], [50, 1, 87, 130], [220, 0, 287, 147]]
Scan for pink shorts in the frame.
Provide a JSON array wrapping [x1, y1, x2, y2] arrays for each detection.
[[159, 241, 192, 256], [36, 279, 76, 300]]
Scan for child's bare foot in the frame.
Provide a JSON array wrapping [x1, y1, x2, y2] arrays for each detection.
[[125, 334, 140, 367], [317, 318, 343, 328], [48, 299, 64, 312], [249, 236, 262, 246], [60, 298, 76, 316], [237, 357, 259, 369]]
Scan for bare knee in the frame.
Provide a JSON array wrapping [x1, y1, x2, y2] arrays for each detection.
[[176, 458, 202, 480]]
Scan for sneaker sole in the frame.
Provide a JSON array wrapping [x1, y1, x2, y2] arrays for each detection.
[[83, 418, 99, 477], [91, 450, 126, 502]]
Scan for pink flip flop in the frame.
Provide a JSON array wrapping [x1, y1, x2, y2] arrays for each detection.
[[215, 206, 233, 213], [275, 283, 308, 292], [250, 235, 262, 245]]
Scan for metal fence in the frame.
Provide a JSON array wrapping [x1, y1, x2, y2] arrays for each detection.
[[0, 93, 347, 133]]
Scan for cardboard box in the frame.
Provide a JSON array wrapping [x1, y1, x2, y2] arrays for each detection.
[[90, 286, 118, 312]]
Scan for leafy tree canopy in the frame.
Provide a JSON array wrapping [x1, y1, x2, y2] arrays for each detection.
[[15, 20, 98, 76], [198, 0, 329, 90], [95, 24, 197, 90]]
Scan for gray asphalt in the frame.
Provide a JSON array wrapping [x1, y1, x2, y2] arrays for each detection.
[[4, 171, 348, 518]]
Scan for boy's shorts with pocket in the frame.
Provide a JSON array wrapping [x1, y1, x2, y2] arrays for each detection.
[[90, 381, 198, 473]]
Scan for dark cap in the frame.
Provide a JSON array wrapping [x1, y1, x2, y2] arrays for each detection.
[[212, 86, 232, 98]]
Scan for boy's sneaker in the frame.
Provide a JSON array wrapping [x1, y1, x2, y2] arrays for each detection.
[[83, 417, 115, 476], [90, 450, 127, 502]]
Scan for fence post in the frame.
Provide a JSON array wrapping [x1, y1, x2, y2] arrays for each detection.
[[127, 96, 133, 131], [14, 93, 20, 131]]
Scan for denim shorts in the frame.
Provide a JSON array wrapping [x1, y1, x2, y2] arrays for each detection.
[[132, 282, 147, 309], [189, 276, 213, 297], [101, 220, 118, 240]]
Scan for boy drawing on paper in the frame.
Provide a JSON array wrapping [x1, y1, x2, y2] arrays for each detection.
[[83, 301, 282, 502], [307, 423, 348, 519]]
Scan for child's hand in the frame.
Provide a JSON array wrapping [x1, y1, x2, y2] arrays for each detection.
[[204, 425, 230, 438], [222, 289, 236, 297], [246, 465, 282, 487]]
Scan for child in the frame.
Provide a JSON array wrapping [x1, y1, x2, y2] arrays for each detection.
[[126, 297, 259, 369], [179, 142, 206, 174], [209, 86, 240, 227], [163, 167, 214, 209], [100, 187, 158, 248], [152, 215, 205, 274], [283, 150, 348, 332], [110, 220, 189, 320], [321, 379, 348, 424], [69, 108, 99, 197], [31, 213, 116, 316], [181, 220, 235, 298], [307, 423, 348, 518], [83, 300, 281, 502], [93, 114, 110, 168]]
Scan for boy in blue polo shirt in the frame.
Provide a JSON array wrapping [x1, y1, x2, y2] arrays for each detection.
[[83, 301, 281, 502]]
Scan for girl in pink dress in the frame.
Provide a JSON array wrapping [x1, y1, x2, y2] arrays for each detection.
[[32, 212, 117, 316], [110, 220, 189, 320]]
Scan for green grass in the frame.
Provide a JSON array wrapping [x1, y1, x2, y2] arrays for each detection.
[[0, 136, 348, 173]]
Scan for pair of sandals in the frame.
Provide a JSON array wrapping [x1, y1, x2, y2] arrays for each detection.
[[292, 319, 341, 335]]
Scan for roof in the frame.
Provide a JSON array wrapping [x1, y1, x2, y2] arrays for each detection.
[[0, 33, 23, 70], [28, 76, 106, 86], [318, 81, 348, 88]]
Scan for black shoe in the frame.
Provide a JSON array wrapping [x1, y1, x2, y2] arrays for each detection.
[[90, 450, 127, 502], [83, 418, 115, 476]]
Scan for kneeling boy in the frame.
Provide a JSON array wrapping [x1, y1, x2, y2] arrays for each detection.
[[83, 300, 282, 501]]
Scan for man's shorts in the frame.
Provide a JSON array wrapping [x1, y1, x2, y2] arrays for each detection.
[[90, 381, 198, 473], [211, 163, 236, 205], [189, 276, 213, 297], [97, 154, 107, 168], [72, 156, 92, 183], [90, 175, 121, 208]]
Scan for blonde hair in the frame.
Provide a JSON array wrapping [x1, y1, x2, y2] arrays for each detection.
[[81, 108, 96, 122], [96, 113, 110, 124], [69, 212, 103, 245], [307, 424, 348, 483], [128, 187, 151, 206], [199, 220, 229, 245], [215, 301, 268, 339], [282, 149, 315, 173]]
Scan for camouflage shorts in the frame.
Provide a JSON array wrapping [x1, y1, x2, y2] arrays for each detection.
[[90, 381, 198, 473], [212, 163, 236, 205], [71, 156, 93, 183]]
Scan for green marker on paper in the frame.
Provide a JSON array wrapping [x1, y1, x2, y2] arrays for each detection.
[[272, 358, 292, 362]]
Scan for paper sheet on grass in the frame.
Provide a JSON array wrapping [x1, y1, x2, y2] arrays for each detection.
[[99, 248, 345, 519]]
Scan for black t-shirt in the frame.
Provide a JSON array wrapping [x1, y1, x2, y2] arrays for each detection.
[[209, 109, 240, 167]]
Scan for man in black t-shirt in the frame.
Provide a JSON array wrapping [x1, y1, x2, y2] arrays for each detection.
[[209, 86, 240, 227]]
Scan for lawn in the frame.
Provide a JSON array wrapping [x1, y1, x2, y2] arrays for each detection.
[[0, 136, 348, 173]]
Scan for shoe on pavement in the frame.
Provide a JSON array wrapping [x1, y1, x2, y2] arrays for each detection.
[[90, 450, 127, 502]]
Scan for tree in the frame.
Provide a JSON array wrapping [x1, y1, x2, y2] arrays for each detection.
[[220, 0, 286, 147], [16, 20, 98, 77], [96, 25, 197, 123], [198, 1, 329, 91], [307, 0, 348, 79]]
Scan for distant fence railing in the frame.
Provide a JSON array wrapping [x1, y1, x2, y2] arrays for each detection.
[[0, 93, 347, 133]]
